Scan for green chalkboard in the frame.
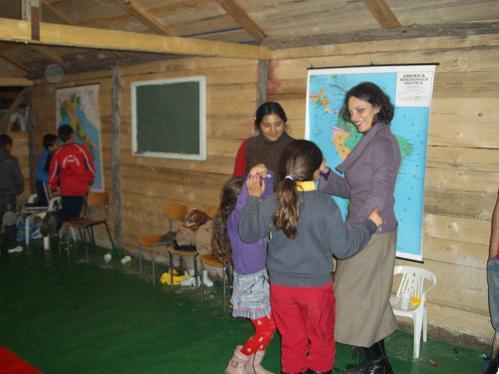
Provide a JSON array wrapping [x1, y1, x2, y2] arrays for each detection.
[[131, 77, 206, 160]]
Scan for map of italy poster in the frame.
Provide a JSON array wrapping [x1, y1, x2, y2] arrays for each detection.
[[306, 65, 436, 261], [56, 84, 104, 191]]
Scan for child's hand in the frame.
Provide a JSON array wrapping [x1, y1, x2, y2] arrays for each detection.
[[319, 159, 329, 174], [247, 174, 265, 197], [249, 163, 268, 177], [368, 208, 383, 228]]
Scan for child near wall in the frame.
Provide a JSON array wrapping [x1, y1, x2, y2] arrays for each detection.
[[0, 134, 24, 254], [239, 140, 383, 373], [212, 165, 276, 374], [35, 133, 58, 206]]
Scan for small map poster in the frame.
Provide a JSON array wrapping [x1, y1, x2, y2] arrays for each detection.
[[306, 65, 436, 261], [56, 84, 104, 191]]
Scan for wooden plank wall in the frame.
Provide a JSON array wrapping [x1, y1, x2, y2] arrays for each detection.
[[28, 32, 498, 344], [31, 57, 258, 252], [270, 34, 499, 345]]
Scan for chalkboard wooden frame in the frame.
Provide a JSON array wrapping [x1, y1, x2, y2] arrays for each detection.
[[131, 76, 206, 160]]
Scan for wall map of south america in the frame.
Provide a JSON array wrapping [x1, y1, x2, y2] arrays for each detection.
[[306, 65, 436, 261]]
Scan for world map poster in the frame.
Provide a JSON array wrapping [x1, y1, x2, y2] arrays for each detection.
[[306, 65, 436, 261], [56, 84, 104, 191]]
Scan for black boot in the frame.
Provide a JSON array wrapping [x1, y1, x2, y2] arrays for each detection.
[[360, 340, 393, 374], [345, 346, 370, 373]]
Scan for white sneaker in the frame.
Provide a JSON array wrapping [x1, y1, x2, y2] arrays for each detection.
[[8, 245, 24, 254], [202, 270, 214, 287], [186, 269, 214, 287]]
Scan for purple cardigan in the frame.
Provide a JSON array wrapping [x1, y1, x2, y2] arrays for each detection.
[[319, 122, 401, 233], [228, 173, 273, 275]]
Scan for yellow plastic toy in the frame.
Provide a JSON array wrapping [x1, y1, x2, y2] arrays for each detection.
[[160, 269, 192, 285], [410, 296, 427, 306]]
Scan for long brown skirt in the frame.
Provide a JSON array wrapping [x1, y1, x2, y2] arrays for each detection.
[[333, 231, 397, 347]]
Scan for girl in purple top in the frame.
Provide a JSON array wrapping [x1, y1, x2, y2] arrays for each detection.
[[212, 166, 275, 374]]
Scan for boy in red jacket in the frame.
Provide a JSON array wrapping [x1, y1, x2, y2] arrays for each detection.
[[48, 125, 95, 230]]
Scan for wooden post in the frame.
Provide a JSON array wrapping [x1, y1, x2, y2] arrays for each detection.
[[256, 59, 268, 108], [112, 64, 123, 248]]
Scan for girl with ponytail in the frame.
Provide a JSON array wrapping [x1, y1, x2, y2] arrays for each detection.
[[239, 140, 383, 374]]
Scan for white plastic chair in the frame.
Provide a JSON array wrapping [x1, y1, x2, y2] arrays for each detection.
[[390, 265, 437, 359], [23, 194, 61, 249]]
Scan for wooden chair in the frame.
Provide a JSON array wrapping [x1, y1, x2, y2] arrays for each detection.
[[167, 242, 199, 295], [137, 202, 187, 285], [199, 254, 232, 311], [63, 191, 114, 260]]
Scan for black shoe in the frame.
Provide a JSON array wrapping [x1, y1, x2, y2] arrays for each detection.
[[359, 356, 393, 374], [359, 340, 394, 374], [483, 357, 498, 374], [345, 347, 369, 373]]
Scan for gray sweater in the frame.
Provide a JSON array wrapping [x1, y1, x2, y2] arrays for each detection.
[[319, 122, 400, 233], [0, 148, 24, 196], [239, 190, 377, 287]]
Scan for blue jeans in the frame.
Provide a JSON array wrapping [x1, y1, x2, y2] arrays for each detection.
[[487, 258, 499, 332]]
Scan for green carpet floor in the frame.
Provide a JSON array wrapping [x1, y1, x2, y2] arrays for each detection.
[[0, 241, 489, 373]]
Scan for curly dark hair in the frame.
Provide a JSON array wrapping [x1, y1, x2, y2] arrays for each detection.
[[211, 177, 244, 264], [341, 82, 394, 124]]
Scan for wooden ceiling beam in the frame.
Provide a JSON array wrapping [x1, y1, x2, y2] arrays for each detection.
[[41, 0, 74, 25], [41, 0, 120, 60], [0, 53, 32, 74], [0, 18, 271, 59], [216, 0, 266, 43], [30, 44, 65, 66], [21, 1, 66, 67], [114, 0, 177, 35], [0, 77, 33, 86], [362, 0, 401, 29]]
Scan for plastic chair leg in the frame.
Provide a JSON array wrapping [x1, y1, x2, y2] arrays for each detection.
[[43, 236, 50, 250], [423, 308, 428, 342], [413, 314, 423, 359], [25, 215, 31, 246]]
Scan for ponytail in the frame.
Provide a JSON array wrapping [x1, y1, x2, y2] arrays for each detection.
[[273, 177, 300, 238], [273, 139, 323, 239]]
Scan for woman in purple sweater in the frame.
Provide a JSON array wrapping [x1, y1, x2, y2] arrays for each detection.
[[212, 166, 276, 374], [319, 82, 401, 374]]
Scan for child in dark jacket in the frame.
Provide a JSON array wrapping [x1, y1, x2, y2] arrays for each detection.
[[35, 133, 58, 206], [213, 165, 276, 374], [239, 140, 383, 374], [0, 134, 24, 254]]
